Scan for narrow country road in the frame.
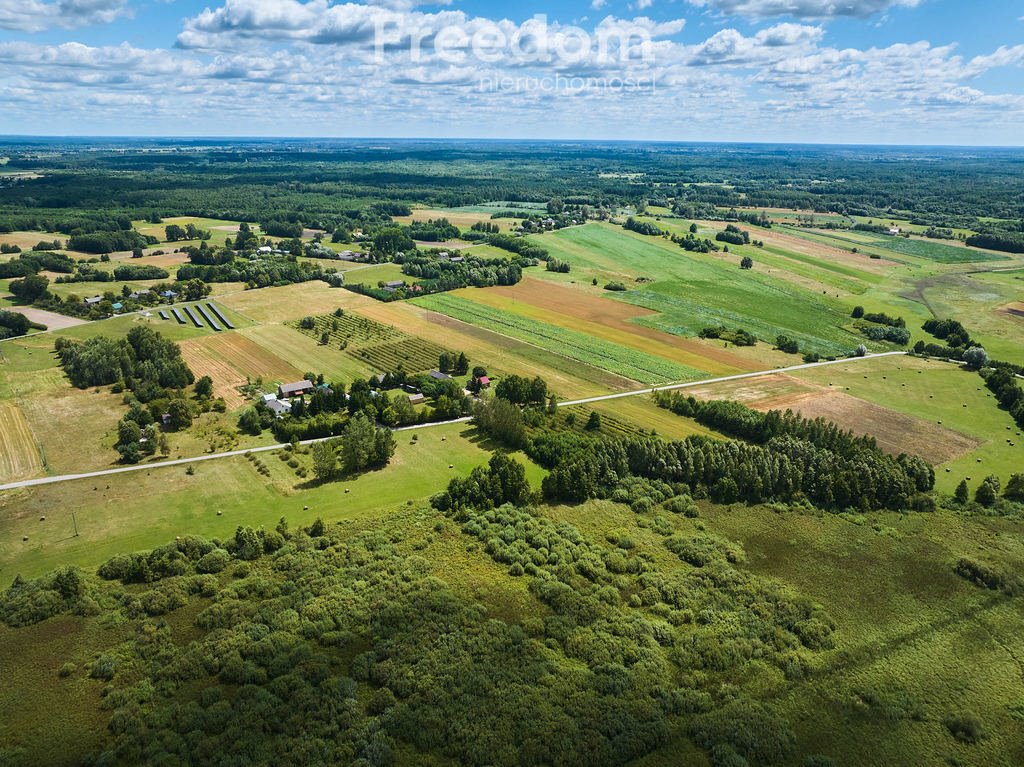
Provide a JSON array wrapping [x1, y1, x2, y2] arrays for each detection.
[[0, 351, 908, 493]]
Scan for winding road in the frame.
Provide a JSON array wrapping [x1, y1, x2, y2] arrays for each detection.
[[0, 351, 908, 493]]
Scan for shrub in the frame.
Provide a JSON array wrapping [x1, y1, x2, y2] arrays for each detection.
[[663, 495, 698, 517], [689, 700, 796, 766], [90, 653, 117, 680], [196, 548, 231, 574], [944, 712, 986, 744]]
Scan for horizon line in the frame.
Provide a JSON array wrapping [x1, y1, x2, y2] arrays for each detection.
[[1, 134, 1023, 150]]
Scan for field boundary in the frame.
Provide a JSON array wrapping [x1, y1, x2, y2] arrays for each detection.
[[0, 352, 908, 493]]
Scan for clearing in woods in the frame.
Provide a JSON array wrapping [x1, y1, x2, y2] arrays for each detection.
[[0, 404, 43, 482], [178, 333, 304, 408]]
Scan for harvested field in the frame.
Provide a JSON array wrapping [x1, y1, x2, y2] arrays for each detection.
[[179, 333, 303, 408], [687, 371, 981, 463], [1003, 301, 1024, 319], [219, 282, 371, 323], [756, 227, 899, 272], [1, 307, 86, 331], [0, 231, 66, 251], [17, 386, 124, 474], [767, 389, 981, 462], [668, 373, 820, 407], [0, 404, 43, 482], [238, 324, 376, 383], [393, 208, 516, 232]]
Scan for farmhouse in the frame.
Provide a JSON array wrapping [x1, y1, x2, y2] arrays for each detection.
[[128, 289, 152, 300], [265, 399, 291, 417], [278, 380, 314, 398], [429, 370, 452, 381], [889, 227, 902, 235], [159, 290, 178, 299], [449, 256, 464, 263], [478, 376, 491, 388], [257, 246, 273, 254]]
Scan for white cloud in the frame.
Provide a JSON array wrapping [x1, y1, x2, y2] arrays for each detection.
[[685, 0, 921, 19], [0, 1, 1022, 144], [0, 0, 129, 32]]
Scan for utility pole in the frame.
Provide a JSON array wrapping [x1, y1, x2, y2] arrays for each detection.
[[72, 512, 79, 537]]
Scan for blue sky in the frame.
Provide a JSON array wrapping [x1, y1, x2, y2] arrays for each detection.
[[1, 0, 1022, 144]]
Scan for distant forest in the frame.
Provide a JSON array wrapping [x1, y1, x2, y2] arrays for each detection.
[[1, 140, 1023, 236]]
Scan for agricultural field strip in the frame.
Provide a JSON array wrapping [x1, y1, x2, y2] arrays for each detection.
[[288, 312, 449, 373], [0, 351, 908, 492], [415, 293, 702, 384], [780, 225, 1008, 264], [533, 224, 861, 353]]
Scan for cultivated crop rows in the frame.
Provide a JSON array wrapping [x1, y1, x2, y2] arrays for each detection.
[[290, 312, 448, 373], [416, 294, 701, 385]]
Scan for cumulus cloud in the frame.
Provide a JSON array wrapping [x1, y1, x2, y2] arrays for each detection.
[[685, 0, 921, 19], [0, 0, 1022, 143], [0, 0, 129, 32]]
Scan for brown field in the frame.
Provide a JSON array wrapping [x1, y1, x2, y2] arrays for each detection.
[[0, 231, 67, 250], [393, 209, 516, 232], [0, 404, 44, 482], [474, 278, 758, 375], [17, 386, 124, 475], [179, 333, 303, 408], [688, 372, 979, 463], [683, 373, 819, 407], [5, 307, 87, 331], [735, 224, 899, 272], [1003, 301, 1024, 319]]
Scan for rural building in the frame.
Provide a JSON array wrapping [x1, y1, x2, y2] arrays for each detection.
[[408, 393, 425, 404], [889, 227, 902, 235], [159, 290, 178, 299], [257, 246, 273, 254], [385, 280, 405, 289], [111, 302, 123, 311], [478, 376, 491, 387], [449, 256, 464, 263], [429, 370, 452, 381], [129, 289, 152, 300], [83, 296, 102, 307], [279, 380, 314, 398], [266, 399, 291, 417]]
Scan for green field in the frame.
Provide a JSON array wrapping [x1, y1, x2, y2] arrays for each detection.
[[0, 422, 542, 580], [791, 355, 1022, 493], [530, 224, 866, 354]]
